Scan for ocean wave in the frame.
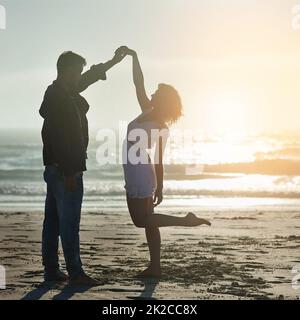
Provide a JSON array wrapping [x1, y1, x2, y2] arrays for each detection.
[[1, 159, 300, 179], [1, 182, 300, 199], [255, 148, 300, 161], [204, 159, 300, 175]]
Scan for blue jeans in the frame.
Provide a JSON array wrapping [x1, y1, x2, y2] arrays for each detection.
[[42, 165, 85, 279]]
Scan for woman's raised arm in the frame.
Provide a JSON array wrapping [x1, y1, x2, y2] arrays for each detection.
[[122, 47, 152, 112]]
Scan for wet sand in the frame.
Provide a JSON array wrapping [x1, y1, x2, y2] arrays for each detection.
[[0, 207, 299, 300]]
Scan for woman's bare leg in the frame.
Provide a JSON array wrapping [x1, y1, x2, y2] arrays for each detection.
[[137, 214, 210, 277], [127, 196, 210, 278], [145, 212, 211, 228], [138, 227, 161, 277]]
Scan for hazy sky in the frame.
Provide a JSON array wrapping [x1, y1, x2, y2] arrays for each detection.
[[1, 0, 300, 134]]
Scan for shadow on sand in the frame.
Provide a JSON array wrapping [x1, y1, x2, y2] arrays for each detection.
[[127, 277, 159, 300], [22, 277, 160, 300], [21, 281, 93, 300]]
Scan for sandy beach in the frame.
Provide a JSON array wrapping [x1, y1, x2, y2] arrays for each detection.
[[0, 205, 299, 300]]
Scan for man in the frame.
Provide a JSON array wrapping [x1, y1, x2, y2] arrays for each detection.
[[39, 48, 125, 285]]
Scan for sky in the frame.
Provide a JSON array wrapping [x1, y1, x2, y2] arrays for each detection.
[[1, 0, 300, 134]]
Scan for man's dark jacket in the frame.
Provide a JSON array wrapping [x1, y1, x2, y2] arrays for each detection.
[[39, 64, 106, 177]]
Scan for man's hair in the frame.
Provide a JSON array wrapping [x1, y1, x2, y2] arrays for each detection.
[[57, 51, 87, 73]]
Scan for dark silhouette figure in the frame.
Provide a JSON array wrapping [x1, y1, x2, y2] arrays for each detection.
[[39, 49, 126, 286], [120, 46, 211, 278]]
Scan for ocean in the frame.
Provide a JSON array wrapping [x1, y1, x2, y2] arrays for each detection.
[[1, 128, 300, 211]]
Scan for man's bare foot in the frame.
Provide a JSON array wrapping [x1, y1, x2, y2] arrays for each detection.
[[136, 266, 161, 278], [185, 212, 211, 227]]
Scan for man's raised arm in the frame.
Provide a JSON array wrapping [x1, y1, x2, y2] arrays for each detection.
[[78, 47, 126, 93]]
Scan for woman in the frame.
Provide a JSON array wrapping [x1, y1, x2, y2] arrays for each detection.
[[121, 46, 211, 278]]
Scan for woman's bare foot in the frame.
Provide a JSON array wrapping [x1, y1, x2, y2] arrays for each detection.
[[136, 266, 161, 278], [185, 212, 211, 227]]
